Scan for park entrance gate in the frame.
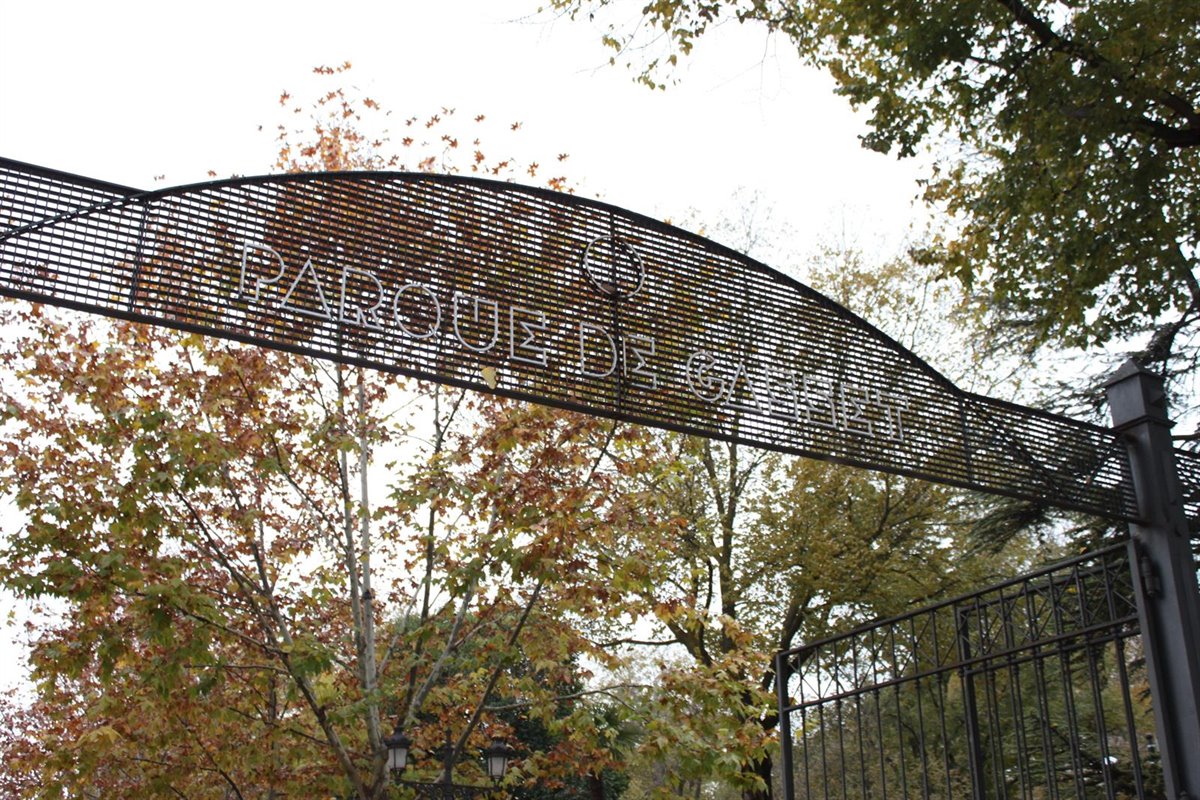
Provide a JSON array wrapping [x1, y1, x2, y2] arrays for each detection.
[[2, 157, 1198, 798], [777, 542, 1157, 799]]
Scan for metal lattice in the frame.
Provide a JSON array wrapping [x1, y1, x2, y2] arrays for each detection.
[[0, 158, 1142, 520], [1169, 448, 1200, 532], [776, 543, 1161, 800]]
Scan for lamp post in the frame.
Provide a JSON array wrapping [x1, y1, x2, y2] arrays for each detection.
[[384, 725, 515, 800]]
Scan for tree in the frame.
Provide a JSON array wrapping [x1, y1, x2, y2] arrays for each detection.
[[579, 238, 1047, 800], [609, 435, 1022, 800], [544, 0, 1200, 385], [0, 66, 648, 799]]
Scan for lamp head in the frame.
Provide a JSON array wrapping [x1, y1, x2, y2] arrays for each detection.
[[482, 736, 515, 782], [383, 727, 412, 773]]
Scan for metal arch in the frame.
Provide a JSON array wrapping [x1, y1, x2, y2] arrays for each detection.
[[0, 156, 1147, 521]]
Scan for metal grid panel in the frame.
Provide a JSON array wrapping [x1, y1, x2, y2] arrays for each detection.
[[0, 159, 1139, 519], [777, 543, 1159, 799], [1170, 448, 1200, 535]]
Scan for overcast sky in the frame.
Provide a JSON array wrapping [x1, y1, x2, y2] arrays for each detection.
[[0, 1, 928, 255], [0, 0, 930, 695]]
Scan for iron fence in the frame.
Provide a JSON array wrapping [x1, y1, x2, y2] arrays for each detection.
[[776, 543, 1164, 799]]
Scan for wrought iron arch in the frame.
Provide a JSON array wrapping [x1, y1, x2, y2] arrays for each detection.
[[0, 157, 1139, 519]]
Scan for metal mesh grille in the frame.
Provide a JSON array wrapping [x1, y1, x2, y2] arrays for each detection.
[[1170, 448, 1200, 533], [0, 158, 1140, 520], [776, 543, 1159, 799]]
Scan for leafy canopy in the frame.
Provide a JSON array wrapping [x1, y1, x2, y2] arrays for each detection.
[[0, 65, 637, 800]]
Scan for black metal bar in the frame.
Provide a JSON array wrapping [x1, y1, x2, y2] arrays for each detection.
[[1113, 638, 1148, 799], [818, 701, 831, 800], [836, 698, 849, 800], [1106, 363, 1200, 800], [1025, 582, 1061, 800], [1053, 626, 1088, 799], [868, 625, 889, 800], [126, 199, 150, 311], [907, 615, 932, 799], [929, 617, 953, 800], [1083, 643, 1117, 800], [889, 629, 911, 800], [981, 625, 1006, 797], [851, 641, 868, 798], [777, 650, 797, 800]]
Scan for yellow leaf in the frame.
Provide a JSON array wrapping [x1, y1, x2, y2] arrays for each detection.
[[78, 725, 122, 746]]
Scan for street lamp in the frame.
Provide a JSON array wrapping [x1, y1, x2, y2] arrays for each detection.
[[385, 724, 514, 799], [383, 726, 412, 773], [481, 737, 516, 782]]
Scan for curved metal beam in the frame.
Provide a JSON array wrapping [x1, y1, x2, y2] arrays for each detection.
[[0, 157, 1135, 519]]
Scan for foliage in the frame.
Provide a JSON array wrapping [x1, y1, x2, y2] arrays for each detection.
[[0, 66, 642, 799], [272, 61, 571, 190], [545, 0, 1200, 381], [610, 434, 1001, 799], [491, 655, 632, 800], [0, 54, 1106, 800]]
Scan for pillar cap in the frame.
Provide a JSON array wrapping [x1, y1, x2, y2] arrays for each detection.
[[1105, 358, 1170, 429], [1102, 358, 1159, 389]]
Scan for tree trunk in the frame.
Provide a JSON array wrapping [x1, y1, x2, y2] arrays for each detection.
[[589, 772, 605, 800], [743, 751, 774, 800]]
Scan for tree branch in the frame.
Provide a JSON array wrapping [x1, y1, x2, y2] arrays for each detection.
[[995, 0, 1200, 142], [484, 683, 652, 712]]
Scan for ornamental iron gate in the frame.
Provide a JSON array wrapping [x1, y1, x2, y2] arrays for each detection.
[[775, 542, 1164, 800], [2, 158, 1199, 797], [773, 364, 1200, 800]]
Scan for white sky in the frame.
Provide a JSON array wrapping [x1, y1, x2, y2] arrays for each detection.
[[0, 0, 929, 695], [0, 0, 927, 252]]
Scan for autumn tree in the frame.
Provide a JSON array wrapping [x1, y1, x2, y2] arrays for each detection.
[[578, 233, 1048, 800], [0, 65, 646, 799], [545, 0, 1200, 390], [0, 55, 1108, 800]]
